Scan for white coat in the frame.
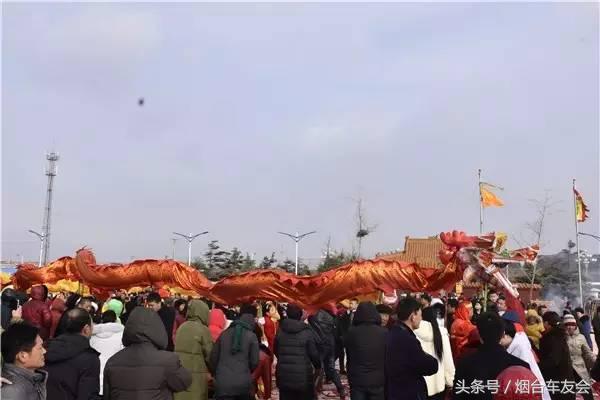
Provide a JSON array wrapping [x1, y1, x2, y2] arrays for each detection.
[[507, 331, 551, 400], [90, 322, 124, 395], [414, 320, 455, 396]]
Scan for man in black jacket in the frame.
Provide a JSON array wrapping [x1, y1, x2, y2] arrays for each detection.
[[345, 301, 387, 400], [275, 304, 322, 400], [337, 299, 358, 374], [209, 304, 260, 400], [375, 304, 393, 329], [147, 292, 176, 351], [309, 308, 346, 399], [452, 312, 530, 400], [45, 308, 101, 400], [385, 297, 438, 400]]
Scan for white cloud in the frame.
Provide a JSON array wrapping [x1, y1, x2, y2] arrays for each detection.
[[300, 110, 403, 156], [6, 5, 163, 83], [47, 9, 162, 64]]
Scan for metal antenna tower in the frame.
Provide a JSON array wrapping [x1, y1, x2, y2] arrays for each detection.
[[41, 152, 59, 266]]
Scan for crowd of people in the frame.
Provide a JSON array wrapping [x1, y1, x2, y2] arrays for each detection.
[[1, 285, 600, 400]]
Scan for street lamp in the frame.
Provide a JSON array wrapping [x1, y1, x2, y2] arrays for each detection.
[[278, 231, 316, 275], [579, 250, 599, 275], [28, 229, 45, 267], [171, 238, 178, 260], [173, 231, 209, 266], [580, 232, 600, 242]]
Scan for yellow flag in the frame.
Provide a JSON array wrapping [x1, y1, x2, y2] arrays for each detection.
[[493, 232, 508, 252], [480, 183, 504, 208], [574, 188, 589, 222]]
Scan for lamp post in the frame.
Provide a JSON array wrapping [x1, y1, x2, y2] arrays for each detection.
[[171, 238, 178, 260], [278, 231, 316, 275], [579, 232, 600, 242], [173, 231, 209, 266], [579, 250, 599, 275], [28, 229, 45, 267]]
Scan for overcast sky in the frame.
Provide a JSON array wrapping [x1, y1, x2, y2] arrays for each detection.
[[2, 3, 598, 265]]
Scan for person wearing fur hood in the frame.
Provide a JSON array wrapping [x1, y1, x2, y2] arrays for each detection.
[[414, 306, 455, 400]]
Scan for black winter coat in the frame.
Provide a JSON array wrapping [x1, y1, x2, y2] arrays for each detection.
[[208, 314, 260, 397], [103, 307, 192, 400], [452, 343, 529, 400], [158, 305, 176, 351], [274, 318, 321, 392], [1, 289, 17, 330], [385, 322, 438, 400], [344, 302, 387, 390], [539, 328, 575, 400], [308, 309, 337, 352], [44, 333, 101, 400], [337, 311, 353, 342]]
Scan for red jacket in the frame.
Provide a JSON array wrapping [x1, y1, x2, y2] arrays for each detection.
[[263, 316, 278, 350], [209, 308, 227, 342], [172, 313, 186, 345], [252, 347, 273, 399], [22, 286, 52, 340], [49, 297, 66, 338], [450, 301, 476, 362], [495, 366, 542, 400]]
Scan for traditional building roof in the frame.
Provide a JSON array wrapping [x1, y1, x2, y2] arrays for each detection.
[[376, 236, 445, 268], [462, 282, 542, 289]]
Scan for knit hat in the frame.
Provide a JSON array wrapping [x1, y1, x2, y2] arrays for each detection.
[[563, 313, 577, 326]]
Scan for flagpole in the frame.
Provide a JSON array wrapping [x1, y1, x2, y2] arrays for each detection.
[[479, 169, 488, 310], [573, 178, 584, 307], [479, 169, 483, 233]]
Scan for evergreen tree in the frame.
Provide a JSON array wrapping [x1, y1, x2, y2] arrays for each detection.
[[318, 251, 354, 272], [201, 240, 231, 280], [191, 256, 219, 281], [278, 258, 311, 275], [223, 247, 244, 275], [259, 252, 277, 268], [204, 240, 230, 269], [190, 257, 206, 271], [514, 241, 593, 305], [241, 253, 256, 271]]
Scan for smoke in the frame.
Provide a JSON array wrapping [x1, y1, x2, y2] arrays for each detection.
[[542, 284, 572, 311]]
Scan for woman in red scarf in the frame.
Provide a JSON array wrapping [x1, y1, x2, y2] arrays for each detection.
[[252, 325, 273, 399], [450, 301, 476, 362], [263, 302, 280, 351]]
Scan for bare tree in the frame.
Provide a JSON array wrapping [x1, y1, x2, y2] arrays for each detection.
[[354, 198, 377, 259], [526, 191, 562, 247], [322, 235, 333, 262], [521, 191, 563, 299]]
